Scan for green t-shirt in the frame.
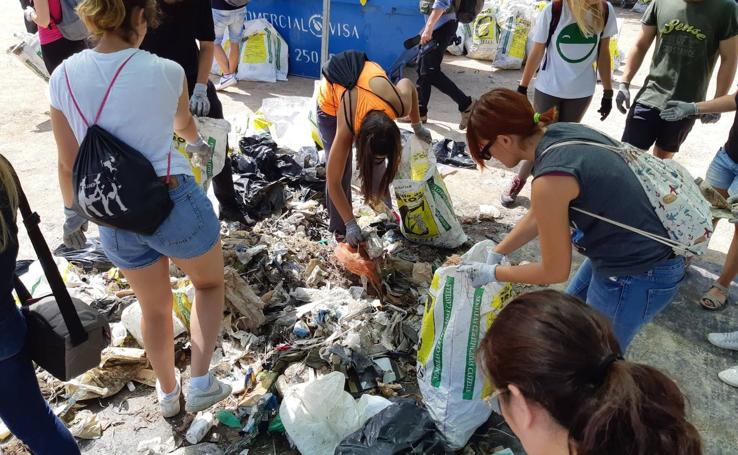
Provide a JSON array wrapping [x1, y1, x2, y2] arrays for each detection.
[[636, 0, 738, 109]]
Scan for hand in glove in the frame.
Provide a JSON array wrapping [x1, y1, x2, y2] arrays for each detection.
[[701, 113, 721, 124], [660, 101, 698, 122], [598, 89, 613, 121], [63, 207, 88, 250], [457, 262, 498, 288], [344, 218, 366, 247], [189, 83, 210, 117], [486, 250, 506, 266], [186, 134, 213, 169], [517, 85, 528, 96], [24, 6, 37, 22], [615, 82, 631, 114], [412, 122, 432, 143]]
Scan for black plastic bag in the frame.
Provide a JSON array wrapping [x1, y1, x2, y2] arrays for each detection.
[[54, 238, 112, 271], [321, 51, 368, 90], [335, 399, 454, 454]]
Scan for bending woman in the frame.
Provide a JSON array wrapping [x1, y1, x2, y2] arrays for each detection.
[[462, 89, 710, 349], [481, 290, 702, 455], [317, 50, 430, 246], [49, 0, 229, 418]]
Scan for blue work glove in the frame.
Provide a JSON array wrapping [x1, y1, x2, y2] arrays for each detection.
[[189, 83, 210, 117], [458, 262, 498, 288], [344, 219, 366, 247], [412, 122, 432, 143], [615, 82, 630, 114], [186, 134, 213, 169], [486, 250, 506, 266], [63, 207, 88, 249], [660, 101, 698, 122], [701, 113, 721, 124]]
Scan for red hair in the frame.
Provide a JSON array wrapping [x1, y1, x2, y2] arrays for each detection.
[[466, 88, 557, 167]]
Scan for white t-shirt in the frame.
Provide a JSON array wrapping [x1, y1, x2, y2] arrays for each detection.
[[532, 1, 618, 99], [49, 48, 192, 177]]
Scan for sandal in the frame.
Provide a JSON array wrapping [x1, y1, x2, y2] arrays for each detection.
[[701, 282, 729, 310]]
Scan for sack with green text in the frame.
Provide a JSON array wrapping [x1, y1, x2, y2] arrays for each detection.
[[417, 240, 515, 448]]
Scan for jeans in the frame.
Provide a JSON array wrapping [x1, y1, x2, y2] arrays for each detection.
[[0, 349, 79, 454], [417, 20, 472, 117], [566, 256, 686, 350], [705, 147, 738, 196], [213, 7, 246, 43]]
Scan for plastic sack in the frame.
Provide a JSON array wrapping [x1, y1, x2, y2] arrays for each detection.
[[335, 399, 454, 454], [258, 97, 315, 151], [417, 240, 516, 449], [172, 117, 230, 192], [237, 19, 288, 83], [393, 135, 467, 249], [15, 257, 83, 303], [466, 3, 498, 61], [8, 33, 49, 81], [493, 1, 532, 70], [309, 80, 324, 149], [448, 23, 471, 56], [279, 371, 391, 455]]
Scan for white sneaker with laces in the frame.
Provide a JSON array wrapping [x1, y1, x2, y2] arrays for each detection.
[[185, 373, 232, 413], [156, 370, 182, 418], [718, 366, 738, 387], [216, 74, 237, 91], [707, 330, 738, 351]]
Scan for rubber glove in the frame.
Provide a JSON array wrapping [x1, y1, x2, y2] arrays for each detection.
[[24, 6, 37, 22], [189, 83, 210, 117], [517, 85, 528, 96], [701, 113, 721, 124], [457, 263, 498, 288], [486, 250, 506, 266], [412, 122, 432, 143], [344, 219, 365, 247], [63, 207, 88, 250], [598, 89, 613, 121], [615, 82, 630, 114], [186, 134, 213, 169], [659, 101, 698, 122]]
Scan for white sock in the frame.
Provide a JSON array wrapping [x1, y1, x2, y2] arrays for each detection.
[[157, 380, 180, 402], [190, 373, 212, 392]]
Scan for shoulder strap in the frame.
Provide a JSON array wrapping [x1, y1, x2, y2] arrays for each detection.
[[541, 0, 563, 71], [0, 155, 88, 345]]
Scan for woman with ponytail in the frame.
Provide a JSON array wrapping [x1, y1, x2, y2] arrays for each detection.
[[481, 290, 702, 455], [501, 0, 617, 207], [461, 89, 689, 349]]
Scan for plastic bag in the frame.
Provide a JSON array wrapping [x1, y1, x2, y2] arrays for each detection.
[[8, 33, 49, 81], [258, 97, 315, 151], [334, 243, 382, 290], [335, 399, 454, 454], [417, 240, 515, 449], [279, 372, 391, 455], [448, 23, 471, 56], [467, 3, 498, 61], [493, 2, 531, 70], [172, 117, 230, 192], [53, 238, 113, 271], [309, 80, 324, 149], [237, 19, 288, 83], [15, 257, 83, 303], [393, 135, 467, 249]]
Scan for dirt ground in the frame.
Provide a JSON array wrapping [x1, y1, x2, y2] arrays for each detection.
[[1, 4, 737, 455]]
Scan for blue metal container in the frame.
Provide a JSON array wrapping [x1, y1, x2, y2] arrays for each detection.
[[246, 0, 425, 78]]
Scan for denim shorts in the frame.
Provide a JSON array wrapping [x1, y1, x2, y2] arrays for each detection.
[[99, 175, 221, 270], [705, 147, 738, 196], [213, 7, 246, 43]]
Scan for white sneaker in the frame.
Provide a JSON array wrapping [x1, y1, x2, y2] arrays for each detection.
[[215, 74, 237, 91], [185, 373, 232, 413], [156, 370, 182, 418], [707, 330, 738, 351], [718, 366, 738, 387]]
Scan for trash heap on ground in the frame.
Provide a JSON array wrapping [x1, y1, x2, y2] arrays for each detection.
[[6, 98, 520, 455]]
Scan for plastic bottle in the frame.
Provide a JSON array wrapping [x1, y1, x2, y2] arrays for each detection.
[[185, 411, 214, 445]]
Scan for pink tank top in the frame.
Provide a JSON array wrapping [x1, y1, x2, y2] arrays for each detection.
[[37, 0, 64, 45]]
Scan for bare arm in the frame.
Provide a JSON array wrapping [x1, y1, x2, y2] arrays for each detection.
[[620, 25, 657, 84], [520, 42, 546, 88], [325, 102, 355, 224], [174, 78, 199, 143], [396, 78, 421, 124], [30, 0, 51, 28], [696, 91, 738, 114], [715, 36, 738, 99], [421, 8, 445, 45], [597, 37, 613, 91], [495, 176, 578, 285], [196, 41, 215, 86], [494, 210, 539, 255], [50, 107, 79, 207]]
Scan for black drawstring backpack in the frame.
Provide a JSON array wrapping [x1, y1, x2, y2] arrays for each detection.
[[64, 52, 173, 235]]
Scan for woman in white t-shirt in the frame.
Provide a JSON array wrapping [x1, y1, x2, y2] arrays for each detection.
[[49, 0, 230, 418], [501, 0, 618, 207]]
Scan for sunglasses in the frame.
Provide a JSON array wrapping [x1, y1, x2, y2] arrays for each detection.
[[480, 139, 495, 161], [484, 387, 508, 414]]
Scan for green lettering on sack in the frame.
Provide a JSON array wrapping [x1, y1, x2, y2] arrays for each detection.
[[435, 209, 451, 231], [431, 276, 455, 387], [206, 137, 216, 178], [266, 29, 274, 62], [463, 287, 484, 400], [427, 176, 454, 214]]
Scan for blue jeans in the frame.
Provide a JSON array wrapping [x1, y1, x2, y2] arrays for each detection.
[[0, 349, 79, 454], [705, 147, 738, 196], [213, 7, 246, 43], [566, 257, 686, 350]]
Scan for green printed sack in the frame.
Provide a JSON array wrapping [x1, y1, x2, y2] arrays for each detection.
[[417, 240, 515, 448]]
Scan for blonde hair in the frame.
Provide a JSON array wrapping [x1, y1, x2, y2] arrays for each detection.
[[0, 158, 18, 253], [76, 0, 159, 41], [567, 0, 606, 37]]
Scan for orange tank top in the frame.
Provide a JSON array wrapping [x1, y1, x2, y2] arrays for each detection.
[[317, 61, 403, 135]]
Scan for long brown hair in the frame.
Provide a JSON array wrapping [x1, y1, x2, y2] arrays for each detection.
[[466, 88, 557, 167], [481, 290, 702, 455], [355, 111, 401, 204], [77, 0, 159, 43]]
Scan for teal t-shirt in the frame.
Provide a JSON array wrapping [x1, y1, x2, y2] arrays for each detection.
[[636, 0, 738, 109]]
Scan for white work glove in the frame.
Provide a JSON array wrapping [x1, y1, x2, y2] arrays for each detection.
[[24, 6, 37, 22], [486, 250, 506, 266], [457, 262, 498, 288], [660, 101, 698, 122], [701, 113, 721, 124], [344, 218, 366, 248], [63, 207, 88, 250], [185, 134, 213, 169], [412, 122, 432, 143], [189, 83, 210, 117], [615, 82, 631, 114]]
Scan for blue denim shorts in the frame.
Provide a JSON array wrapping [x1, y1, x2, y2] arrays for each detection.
[[99, 175, 221, 270], [705, 147, 738, 197], [213, 7, 246, 43]]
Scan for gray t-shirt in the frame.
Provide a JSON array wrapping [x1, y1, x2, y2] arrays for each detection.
[[533, 123, 673, 276]]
